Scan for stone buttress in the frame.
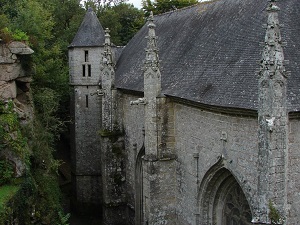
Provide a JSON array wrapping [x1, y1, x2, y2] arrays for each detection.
[[256, 1, 288, 223], [131, 12, 177, 224], [69, 7, 104, 216], [99, 28, 127, 225]]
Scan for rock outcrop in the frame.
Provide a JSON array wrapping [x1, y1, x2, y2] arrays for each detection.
[[0, 41, 34, 121], [0, 41, 34, 177]]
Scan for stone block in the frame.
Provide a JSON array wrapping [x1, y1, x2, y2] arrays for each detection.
[[0, 81, 17, 99], [0, 64, 23, 81], [0, 46, 15, 64], [8, 41, 34, 55]]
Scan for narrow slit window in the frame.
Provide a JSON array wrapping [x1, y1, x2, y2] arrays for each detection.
[[82, 65, 86, 77], [88, 64, 91, 77], [85, 50, 89, 62], [86, 95, 89, 108]]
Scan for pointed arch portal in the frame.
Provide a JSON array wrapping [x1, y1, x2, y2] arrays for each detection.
[[135, 145, 145, 225], [198, 161, 252, 225]]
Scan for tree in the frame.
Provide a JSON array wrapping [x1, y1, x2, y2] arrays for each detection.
[[83, 0, 128, 8], [142, 0, 198, 16], [98, 3, 145, 46]]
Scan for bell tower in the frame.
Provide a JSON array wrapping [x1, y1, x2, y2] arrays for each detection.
[[69, 7, 105, 215]]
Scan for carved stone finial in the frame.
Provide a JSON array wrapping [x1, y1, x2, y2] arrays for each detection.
[[101, 28, 114, 67], [267, 3, 280, 12], [148, 11, 154, 22], [259, 0, 286, 80], [105, 28, 111, 46], [144, 11, 159, 70]]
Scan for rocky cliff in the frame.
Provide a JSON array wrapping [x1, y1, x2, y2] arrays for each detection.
[[0, 41, 34, 120], [0, 41, 34, 177]]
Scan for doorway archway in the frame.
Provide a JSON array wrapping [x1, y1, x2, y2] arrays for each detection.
[[198, 161, 252, 225], [135, 145, 145, 224]]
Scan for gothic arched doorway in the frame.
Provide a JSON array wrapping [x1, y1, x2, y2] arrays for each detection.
[[198, 161, 252, 225], [135, 146, 145, 225]]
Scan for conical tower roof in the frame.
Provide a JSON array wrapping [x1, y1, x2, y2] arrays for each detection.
[[69, 7, 105, 47]]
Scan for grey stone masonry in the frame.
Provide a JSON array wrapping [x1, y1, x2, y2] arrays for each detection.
[[143, 12, 162, 157], [68, 1, 300, 224], [139, 12, 177, 224], [101, 28, 116, 131], [257, 1, 288, 223], [99, 28, 127, 224], [69, 10, 104, 214]]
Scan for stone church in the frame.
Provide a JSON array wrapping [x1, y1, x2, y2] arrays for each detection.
[[68, 0, 300, 224]]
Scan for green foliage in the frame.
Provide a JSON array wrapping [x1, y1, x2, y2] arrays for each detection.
[[0, 0, 144, 224], [12, 0, 54, 48], [0, 0, 24, 19], [0, 160, 14, 185], [142, 0, 198, 16], [0, 184, 19, 222], [269, 200, 282, 224], [0, 100, 30, 161], [0, 14, 10, 30], [0, 27, 29, 43], [83, 0, 128, 9], [0, 0, 76, 223], [57, 211, 70, 225], [99, 3, 145, 45]]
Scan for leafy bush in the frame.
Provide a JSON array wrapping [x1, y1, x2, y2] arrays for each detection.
[[0, 160, 14, 185], [0, 100, 30, 161], [0, 27, 29, 43], [0, 185, 19, 224]]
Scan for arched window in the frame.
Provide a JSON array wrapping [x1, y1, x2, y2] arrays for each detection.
[[222, 182, 252, 225], [198, 160, 252, 225]]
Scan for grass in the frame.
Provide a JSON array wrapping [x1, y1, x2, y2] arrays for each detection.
[[0, 185, 19, 209]]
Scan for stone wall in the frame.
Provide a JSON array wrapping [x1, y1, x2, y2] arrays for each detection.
[[121, 92, 145, 223], [287, 117, 300, 225], [119, 94, 260, 224], [174, 103, 258, 224], [69, 46, 104, 215], [69, 47, 103, 85]]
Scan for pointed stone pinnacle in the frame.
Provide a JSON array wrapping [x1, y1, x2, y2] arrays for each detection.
[[148, 11, 156, 30], [144, 11, 160, 71], [259, 0, 286, 79], [267, 0, 280, 11], [148, 11, 154, 22], [105, 28, 111, 45]]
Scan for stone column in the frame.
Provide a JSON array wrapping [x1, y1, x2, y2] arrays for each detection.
[[100, 28, 127, 225], [256, 1, 288, 224], [141, 12, 177, 225]]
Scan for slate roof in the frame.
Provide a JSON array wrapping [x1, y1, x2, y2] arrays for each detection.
[[115, 0, 300, 112], [69, 8, 105, 47]]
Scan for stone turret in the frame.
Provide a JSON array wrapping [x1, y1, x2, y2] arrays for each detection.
[[256, 0, 288, 223], [143, 11, 162, 157], [69, 7, 104, 216]]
